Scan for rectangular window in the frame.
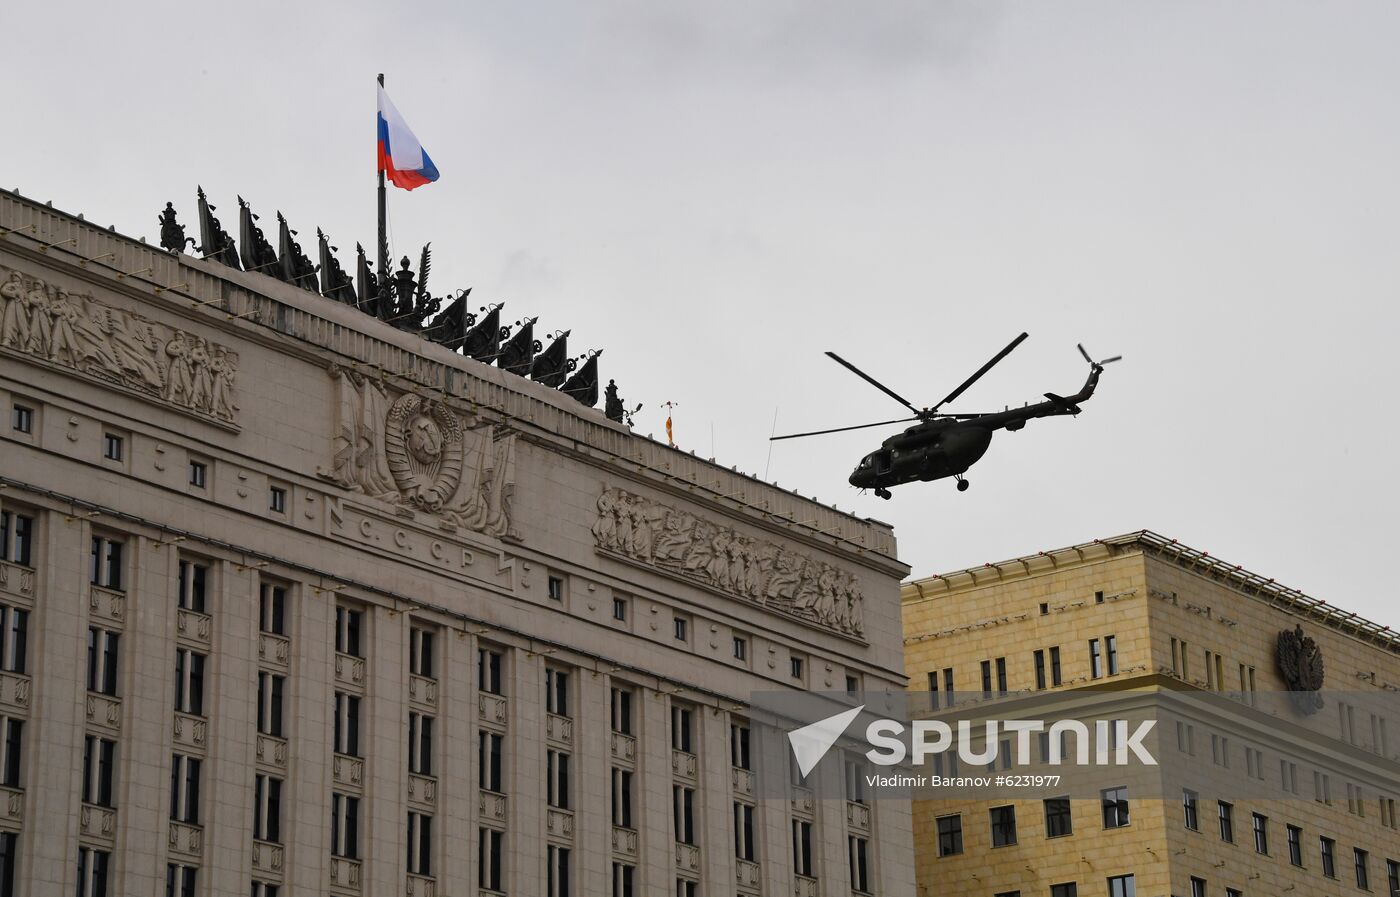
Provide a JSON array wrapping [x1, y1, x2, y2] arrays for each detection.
[[1286, 824, 1302, 866], [995, 656, 1007, 695], [407, 811, 433, 877], [936, 814, 963, 856], [1252, 812, 1268, 855], [0, 718, 21, 789], [257, 672, 285, 737], [611, 687, 633, 736], [547, 575, 564, 601], [478, 731, 503, 792], [1044, 797, 1073, 837], [612, 596, 627, 621], [1090, 639, 1103, 679], [89, 536, 124, 590], [169, 754, 201, 824], [990, 804, 1017, 846], [1183, 789, 1199, 830], [330, 793, 360, 859], [1316, 770, 1332, 803], [333, 692, 361, 757], [1107, 875, 1135, 897], [846, 673, 860, 694], [1050, 884, 1077, 897], [0, 605, 26, 675], [1105, 634, 1118, 674], [479, 828, 504, 892], [671, 704, 693, 753], [269, 486, 287, 514], [1050, 647, 1062, 685], [612, 768, 633, 828], [82, 736, 116, 807], [546, 668, 570, 718], [1321, 836, 1336, 878], [478, 647, 503, 695], [188, 460, 207, 488], [1034, 649, 1046, 690], [253, 773, 282, 843], [1218, 801, 1234, 842], [410, 628, 435, 679], [409, 712, 434, 776], [1190, 878, 1206, 897], [792, 819, 814, 875], [849, 835, 870, 892], [103, 432, 123, 461], [732, 636, 747, 661], [673, 617, 688, 642], [730, 721, 751, 770], [611, 862, 635, 897], [334, 605, 363, 657], [1356, 848, 1370, 889], [547, 845, 571, 897], [177, 559, 208, 613], [1386, 859, 1398, 897], [547, 750, 571, 810], [676, 879, 697, 897], [0, 832, 17, 897], [173, 649, 206, 716], [0, 511, 34, 566], [77, 847, 109, 897], [10, 404, 32, 434], [790, 655, 804, 680], [734, 802, 755, 861], [87, 627, 120, 695], [1102, 786, 1130, 828], [981, 659, 993, 698], [844, 753, 867, 804], [673, 785, 695, 844], [259, 583, 286, 635], [928, 667, 954, 709]]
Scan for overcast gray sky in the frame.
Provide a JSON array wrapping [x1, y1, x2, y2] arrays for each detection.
[[8, 1, 1399, 627]]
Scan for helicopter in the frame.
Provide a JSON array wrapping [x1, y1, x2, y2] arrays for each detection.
[[771, 334, 1121, 498]]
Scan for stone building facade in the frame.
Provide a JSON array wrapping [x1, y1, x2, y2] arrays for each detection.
[[0, 189, 915, 896], [902, 531, 1400, 897]]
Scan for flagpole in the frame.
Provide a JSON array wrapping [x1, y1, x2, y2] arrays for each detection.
[[377, 72, 389, 293]]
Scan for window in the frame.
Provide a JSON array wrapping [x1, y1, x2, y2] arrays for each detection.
[[87, 627, 120, 695], [1239, 662, 1256, 703], [330, 793, 360, 859], [1107, 875, 1135, 897], [547, 750, 571, 810], [1340, 702, 1358, 743], [478, 647, 503, 695], [0, 605, 26, 675], [546, 668, 570, 717], [1090, 639, 1103, 679], [169, 754, 201, 824], [612, 596, 627, 621], [612, 768, 634, 828], [1357, 848, 1370, 889], [176, 560, 208, 613], [846, 673, 860, 694], [611, 687, 634, 736], [936, 814, 963, 856], [1183, 789, 1199, 830], [1218, 801, 1234, 842], [611, 862, 635, 897], [1211, 734, 1230, 767], [77, 847, 109, 897], [1386, 859, 1398, 897], [1373, 713, 1390, 756], [82, 736, 116, 807], [842, 753, 867, 804], [547, 845, 571, 897], [849, 835, 870, 892], [731, 721, 751, 770], [408, 811, 433, 876], [1045, 797, 1073, 837], [1095, 589, 1105, 603], [333, 692, 361, 757], [259, 583, 286, 635], [409, 712, 433, 776], [673, 617, 688, 642], [188, 459, 207, 488], [173, 648, 206, 715], [1050, 884, 1078, 897], [257, 672, 285, 737], [102, 432, 123, 461], [478, 731, 503, 792], [671, 704, 693, 753], [980, 659, 993, 697], [995, 657, 1007, 694], [1315, 771, 1332, 803], [1251, 813, 1268, 854], [673, 785, 695, 844], [0, 718, 20, 789], [1105, 635, 1118, 674], [676, 880, 697, 897], [1102, 786, 1130, 828], [89, 535, 124, 590], [735, 802, 755, 860], [0, 510, 34, 566], [478, 828, 504, 892], [0, 834, 17, 897], [253, 774, 282, 843], [1035, 650, 1046, 690], [10, 404, 32, 434], [1189, 878, 1206, 897], [732, 636, 747, 661], [1321, 836, 1336, 878], [410, 628, 435, 679], [269, 485, 287, 513], [928, 667, 954, 709], [792, 819, 814, 875], [1286, 824, 1302, 866], [335, 605, 363, 657], [251, 882, 280, 897], [990, 804, 1017, 846], [547, 575, 564, 601], [790, 655, 804, 680]]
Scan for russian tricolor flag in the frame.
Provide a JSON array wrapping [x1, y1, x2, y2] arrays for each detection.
[[377, 85, 440, 190]]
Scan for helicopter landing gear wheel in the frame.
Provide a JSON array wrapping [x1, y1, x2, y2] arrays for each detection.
[[956, 477, 970, 492], [874, 488, 892, 500]]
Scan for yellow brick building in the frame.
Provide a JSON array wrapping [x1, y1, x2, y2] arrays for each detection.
[[901, 531, 1400, 897]]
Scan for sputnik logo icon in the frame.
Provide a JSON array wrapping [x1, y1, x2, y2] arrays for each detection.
[[787, 705, 865, 777]]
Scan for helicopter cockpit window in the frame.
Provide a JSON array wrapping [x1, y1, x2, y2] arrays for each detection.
[[873, 451, 892, 474], [859, 456, 873, 469]]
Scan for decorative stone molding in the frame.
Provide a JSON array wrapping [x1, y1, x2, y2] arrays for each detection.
[[736, 859, 761, 891], [80, 804, 116, 839], [731, 767, 753, 797], [333, 754, 364, 789], [168, 821, 203, 856], [172, 712, 206, 749], [546, 808, 574, 839], [329, 857, 361, 891], [846, 800, 871, 832], [256, 734, 288, 768], [611, 826, 638, 857], [176, 608, 211, 644], [406, 874, 436, 897], [546, 713, 573, 746], [0, 788, 20, 822], [675, 843, 701, 874], [319, 367, 519, 539], [0, 263, 239, 424], [258, 633, 290, 666], [795, 874, 818, 897], [252, 840, 284, 875], [671, 749, 697, 781], [408, 774, 437, 806], [610, 732, 636, 763], [408, 674, 437, 707], [593, 488, 865, 639], [87, 586, 124, 623], [479, 693, 507, 724], [0, 561, 34, 598], [791, 789, 814, 818], [479, 791, 507, 822], [84, 693, 119, 729], [334, 653, 366, 688]]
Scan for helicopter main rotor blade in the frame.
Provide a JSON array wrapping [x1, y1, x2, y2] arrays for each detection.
[[930, 332, 1029, 413], [1098, 355, 1123, 365], [770, 415, 922, 441], [1078, 343, 1093, 364], [824, 351, 921, 415]]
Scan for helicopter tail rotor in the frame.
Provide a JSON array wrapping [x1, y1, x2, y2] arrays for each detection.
[[1078, 343, 1123, 367]]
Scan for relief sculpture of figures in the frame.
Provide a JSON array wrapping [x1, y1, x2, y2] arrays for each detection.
[[591, 486, 866, 638], [0, 263, 239, 423]]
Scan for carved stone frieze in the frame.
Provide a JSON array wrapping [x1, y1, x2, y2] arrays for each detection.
[[319, 365, 518, 539], [592, 488, 866, 638], [0, 263, 238, 423]]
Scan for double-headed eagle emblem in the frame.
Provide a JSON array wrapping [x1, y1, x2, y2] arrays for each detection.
[[1276, 624, 1325, 715]]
